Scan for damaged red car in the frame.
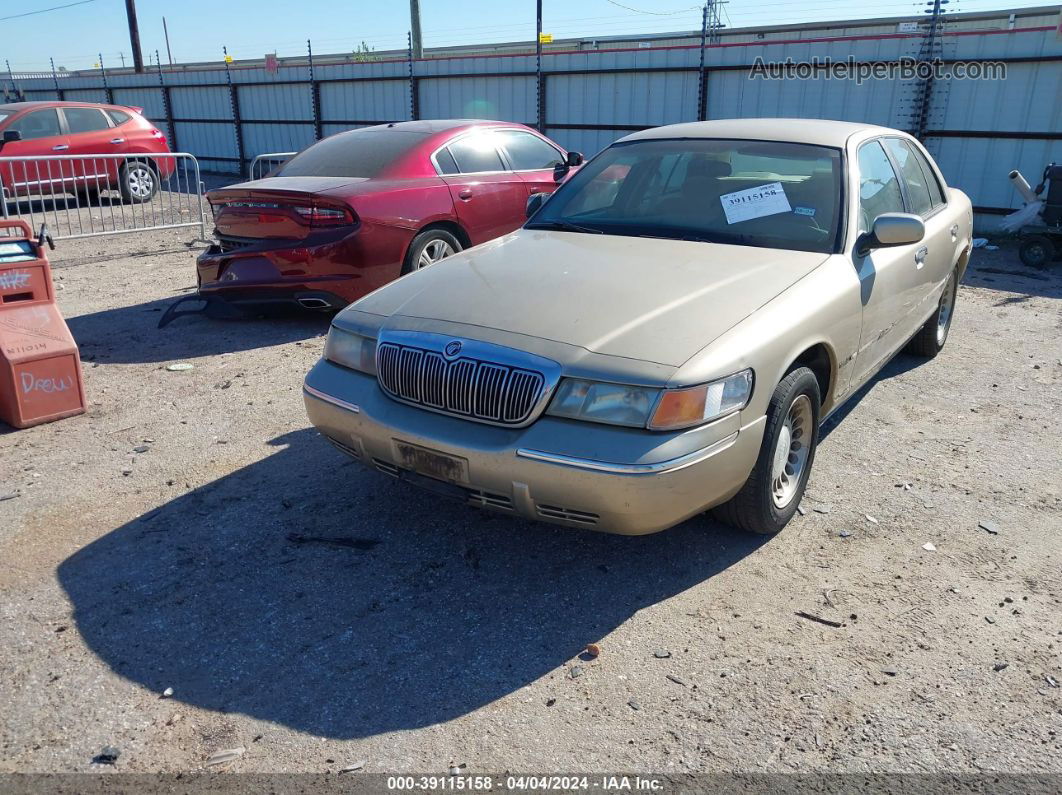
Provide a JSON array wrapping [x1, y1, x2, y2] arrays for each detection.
[[196, 120, 581, 312]]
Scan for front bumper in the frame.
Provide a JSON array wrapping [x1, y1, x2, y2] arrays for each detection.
[[303, 360, 766, 535]]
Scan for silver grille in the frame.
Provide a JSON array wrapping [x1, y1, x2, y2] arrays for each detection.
[[377, 342, 546, 425]]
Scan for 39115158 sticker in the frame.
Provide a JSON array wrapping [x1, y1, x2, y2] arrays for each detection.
[[720, 182, 792, 224]]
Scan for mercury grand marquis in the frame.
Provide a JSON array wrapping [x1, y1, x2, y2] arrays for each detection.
[[303, 119, 973, 535]]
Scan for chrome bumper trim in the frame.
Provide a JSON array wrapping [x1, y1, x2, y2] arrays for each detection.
[[303, 384, 360, 414], [516, 431, 739, 475]]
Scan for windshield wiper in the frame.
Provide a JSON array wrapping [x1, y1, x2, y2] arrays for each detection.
[[525, 219, 603, 234]]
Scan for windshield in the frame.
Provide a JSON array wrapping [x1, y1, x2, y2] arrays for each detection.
[[527, 138, 844, 254], [275, 129, 429, 178]]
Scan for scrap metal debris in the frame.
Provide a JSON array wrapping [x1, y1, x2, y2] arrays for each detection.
[[286, 533, 380, 550], [795, 611, 844, 628], [205, 747, 245, 767]]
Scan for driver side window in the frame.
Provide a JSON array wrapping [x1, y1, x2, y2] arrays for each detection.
[[857, 141, 904, 233]]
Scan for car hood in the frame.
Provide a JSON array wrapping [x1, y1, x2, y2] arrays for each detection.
[[355, 230, 829, 368]]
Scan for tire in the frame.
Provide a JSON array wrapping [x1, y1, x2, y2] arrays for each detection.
[[402, 228, 462, 275], [905, 268, 957, 358], [713, 366, 821, 535], [1018, 235, 1054, 269], [118, 159, 158, 204]]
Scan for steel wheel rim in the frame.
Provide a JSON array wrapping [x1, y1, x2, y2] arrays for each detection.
[[417, 239, 455, 269], [936, 273, 955, 345], [128, 166, 154, 199], [771, 394, 813, 509]]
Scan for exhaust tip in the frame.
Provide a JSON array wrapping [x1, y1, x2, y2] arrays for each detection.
[[297, 297, 332, 310]]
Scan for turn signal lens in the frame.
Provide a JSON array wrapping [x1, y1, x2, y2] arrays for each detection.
[[649, 370, 753, 430]]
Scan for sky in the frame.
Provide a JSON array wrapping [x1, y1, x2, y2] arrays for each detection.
[[2, 0, 1054, 72]]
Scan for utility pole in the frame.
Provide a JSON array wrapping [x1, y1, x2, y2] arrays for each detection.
[[124, 0, 144, 72], [163, 16, 174, 65], [409, 0, 423, 59]]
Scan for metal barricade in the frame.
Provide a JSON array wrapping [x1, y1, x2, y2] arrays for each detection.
[[0, 152, 206, 240], [248, 151, 295, 181]]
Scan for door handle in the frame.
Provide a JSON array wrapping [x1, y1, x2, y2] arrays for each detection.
[[915, 246, 928, 269], [52, 144, 69, 151], [458, 188, 472, 200], [110, 138, 125, 144]]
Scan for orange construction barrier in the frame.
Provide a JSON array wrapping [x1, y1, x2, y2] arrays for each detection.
[[0, 220, 86, 429]]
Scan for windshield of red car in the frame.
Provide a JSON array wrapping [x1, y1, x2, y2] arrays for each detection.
[[527, 138, 844, 254], [275, 129, 430, 179]]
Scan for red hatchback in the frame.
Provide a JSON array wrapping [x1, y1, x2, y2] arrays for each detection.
[[0, 101, 173, 203], [196, 120, 581, 311]]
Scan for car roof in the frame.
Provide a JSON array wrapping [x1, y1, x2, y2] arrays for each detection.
[[0, 100, 131, 113], [619, 118, 897, 148], [358, 119, 528, 134]]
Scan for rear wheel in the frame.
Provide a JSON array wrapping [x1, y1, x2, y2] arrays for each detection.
[[906, 268, 957, 358], [119, 160, 158, 203], [713, 367, 821, 535], [402, 228, 462, 275], [1019, 235, 1054, 269]]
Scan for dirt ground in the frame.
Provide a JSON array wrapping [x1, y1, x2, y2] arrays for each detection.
[[0, 225, 1059, 779]]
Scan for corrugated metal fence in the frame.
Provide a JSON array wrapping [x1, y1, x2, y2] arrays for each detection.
[[6, 23, 1060, 216]]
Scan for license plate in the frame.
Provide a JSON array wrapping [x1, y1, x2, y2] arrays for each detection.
[[393, 440, 469, 484]]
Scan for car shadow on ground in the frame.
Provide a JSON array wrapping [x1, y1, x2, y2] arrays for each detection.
[[66, 297, 333, 364], [57, 428, 767, 740]]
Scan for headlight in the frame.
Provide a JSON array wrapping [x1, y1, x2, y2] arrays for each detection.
[[649, 369, 753, 430], [323, 327, 377, 375], [547, 378, 659, 428]]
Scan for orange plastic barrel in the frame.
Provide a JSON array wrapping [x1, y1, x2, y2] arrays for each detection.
[[0, 220, 86, 429]]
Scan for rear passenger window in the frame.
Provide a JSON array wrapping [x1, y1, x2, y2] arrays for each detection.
[[884, 138, 932, 216], [857, 141, 905, 233], [434, 147, 460, 175], [496, 130, 563, 170], [106, 109, 132, 125], [447, 134, 505, 174], [63, 107, 111, 134], [902, 140, 946, 208]]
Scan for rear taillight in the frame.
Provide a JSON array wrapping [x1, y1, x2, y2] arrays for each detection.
[[292, 205, 353, 226], [149, 128, 166, 140]]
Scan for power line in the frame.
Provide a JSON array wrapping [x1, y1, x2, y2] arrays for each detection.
[[0, 0, 96, 22], [603, 0, 702, 15]]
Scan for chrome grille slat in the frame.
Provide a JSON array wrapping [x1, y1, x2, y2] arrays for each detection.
[[377, 341, 545, 426]]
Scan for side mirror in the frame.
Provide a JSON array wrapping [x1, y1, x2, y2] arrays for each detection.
[[526, 191, 550, 219], [0, 129, 21, 151], [552, 151, 584, 183], [856, 212, 925, 256]]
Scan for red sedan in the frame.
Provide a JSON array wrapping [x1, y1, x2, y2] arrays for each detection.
[[0, 101, 173, 203], [196, 120, 581, 311]]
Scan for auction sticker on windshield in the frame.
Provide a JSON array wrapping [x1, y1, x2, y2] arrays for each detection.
[[720, 182, 792, 224]]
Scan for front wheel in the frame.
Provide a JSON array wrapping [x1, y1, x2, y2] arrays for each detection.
[[713, 366, 821, 535], [119, 160, 158, 204]]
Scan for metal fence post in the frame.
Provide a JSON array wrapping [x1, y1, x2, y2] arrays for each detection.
[[223, 47, 245, 174], [535, 0, 544, 131], [308, 39, 322, 141], [50, 58, 64, 101], [697, 4, 708, 121], [155, 49, 178, 151], [98, 53, 114, 104], [408, 32, 419, 121]]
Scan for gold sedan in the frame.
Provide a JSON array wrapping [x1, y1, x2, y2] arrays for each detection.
[[304, 118, 973, 535]]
